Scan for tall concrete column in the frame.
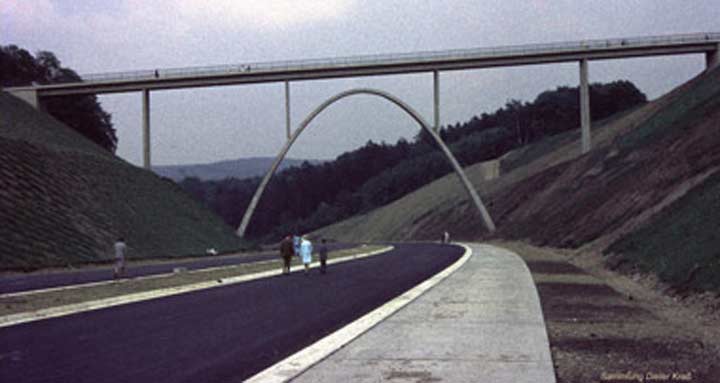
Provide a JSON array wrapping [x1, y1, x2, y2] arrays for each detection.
[[706, 44, 720, 70], [579, 59, 591, 154], [142, 89, 151, 169], [285, 81, 291, 140], [433, 70, 440, 131]]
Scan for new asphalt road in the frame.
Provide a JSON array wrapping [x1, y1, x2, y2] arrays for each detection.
[[0, 243, 462, 383], [0, 243, 354, 295]]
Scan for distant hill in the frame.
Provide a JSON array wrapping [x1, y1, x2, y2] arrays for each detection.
[[315, 65, 720, 293], [0, 92, 247, 271], [153, 157, 323, 181]]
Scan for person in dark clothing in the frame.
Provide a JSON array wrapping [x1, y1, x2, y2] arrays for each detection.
[[280, 235, 294, 275], [319, 238, 328, 274]]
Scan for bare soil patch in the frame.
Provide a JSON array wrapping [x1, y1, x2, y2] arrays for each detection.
[[495, 241, 720, 383], [526, 260, 586, 274], [544, 302, 654, 323], [536, 282, 620, 298]]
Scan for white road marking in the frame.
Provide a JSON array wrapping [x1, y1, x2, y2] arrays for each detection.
[[0, 246, 393, 329], [1, 249, 358, 298]]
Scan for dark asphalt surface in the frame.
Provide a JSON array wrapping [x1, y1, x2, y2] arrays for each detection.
[[0, 243, 462, 383], [0, 243, 353, 295]]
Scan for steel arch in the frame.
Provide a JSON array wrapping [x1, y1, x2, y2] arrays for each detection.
[[236, 88, 496, 237]]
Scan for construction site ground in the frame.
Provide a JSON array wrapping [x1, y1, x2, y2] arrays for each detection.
[[494, 241, 720, 383]]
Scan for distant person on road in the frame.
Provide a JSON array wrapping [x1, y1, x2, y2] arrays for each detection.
[[300, 236, 313, 275], [319, 238, 328, 274], [442, 231, 450, 244], [280, 235, 294, 275], [113, 237, 127, 279]]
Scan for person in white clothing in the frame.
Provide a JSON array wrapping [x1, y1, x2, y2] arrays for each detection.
[[300, 237, 313, 275], [113, 237, 127, 279]]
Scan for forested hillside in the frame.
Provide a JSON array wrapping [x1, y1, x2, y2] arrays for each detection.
[[180, 81, 647, 241]]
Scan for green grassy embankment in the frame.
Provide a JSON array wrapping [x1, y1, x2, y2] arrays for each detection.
[[606, 170, 720, 292], [603, 66, 720, 293], [0, 92, 247, 270]]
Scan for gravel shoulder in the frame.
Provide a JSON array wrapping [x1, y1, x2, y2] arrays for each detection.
[[492, 241, 720, 383]]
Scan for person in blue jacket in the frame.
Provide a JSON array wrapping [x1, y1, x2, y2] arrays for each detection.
[[300, 236, 313, 275]]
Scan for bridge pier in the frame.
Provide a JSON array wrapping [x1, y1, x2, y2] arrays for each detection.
[[142, 89, 151, 169], [285, 81, 291, 139], [579, 59, 591, 154], [707, 44, 720, 70], [433, 71, 440, 131]]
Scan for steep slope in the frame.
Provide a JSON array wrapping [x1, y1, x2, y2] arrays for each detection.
[[316, 65, 720, 291], [0, 92, 246, 270], [490, 67, 720, 249]]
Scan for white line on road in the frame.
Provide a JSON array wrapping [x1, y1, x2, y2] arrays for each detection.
[[0, 250, 355, 299], [0, 246, 393, 329]]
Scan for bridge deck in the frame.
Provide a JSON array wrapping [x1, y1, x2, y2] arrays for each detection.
[[8, 32, 720, 96]]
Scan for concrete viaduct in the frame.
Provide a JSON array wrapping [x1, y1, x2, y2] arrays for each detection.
[[7, 32, 720, 236]]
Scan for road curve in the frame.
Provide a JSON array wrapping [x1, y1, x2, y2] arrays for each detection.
[[0, 242, 462, 383]]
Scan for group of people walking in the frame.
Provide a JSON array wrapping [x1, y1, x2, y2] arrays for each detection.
[[110, 234, 330, 281], [280, 235, 328, 275]]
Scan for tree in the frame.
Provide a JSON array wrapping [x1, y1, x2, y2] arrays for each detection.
[[0, 45, 117, 152]]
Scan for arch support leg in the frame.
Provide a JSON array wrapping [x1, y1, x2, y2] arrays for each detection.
[[432, 133, 496, 232], [236, 140, 292, 238]]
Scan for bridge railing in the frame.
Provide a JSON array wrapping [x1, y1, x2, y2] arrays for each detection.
[[75, 32, 720, 84]]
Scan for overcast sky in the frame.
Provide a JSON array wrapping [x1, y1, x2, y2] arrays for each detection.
[[3, 1, 719, 166]]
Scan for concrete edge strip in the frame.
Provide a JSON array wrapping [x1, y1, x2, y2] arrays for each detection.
[[245, 243, 473, 383], [475, 244, 557, 380], [480, 244, 557, 366], [0, 246, 393, 329]]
